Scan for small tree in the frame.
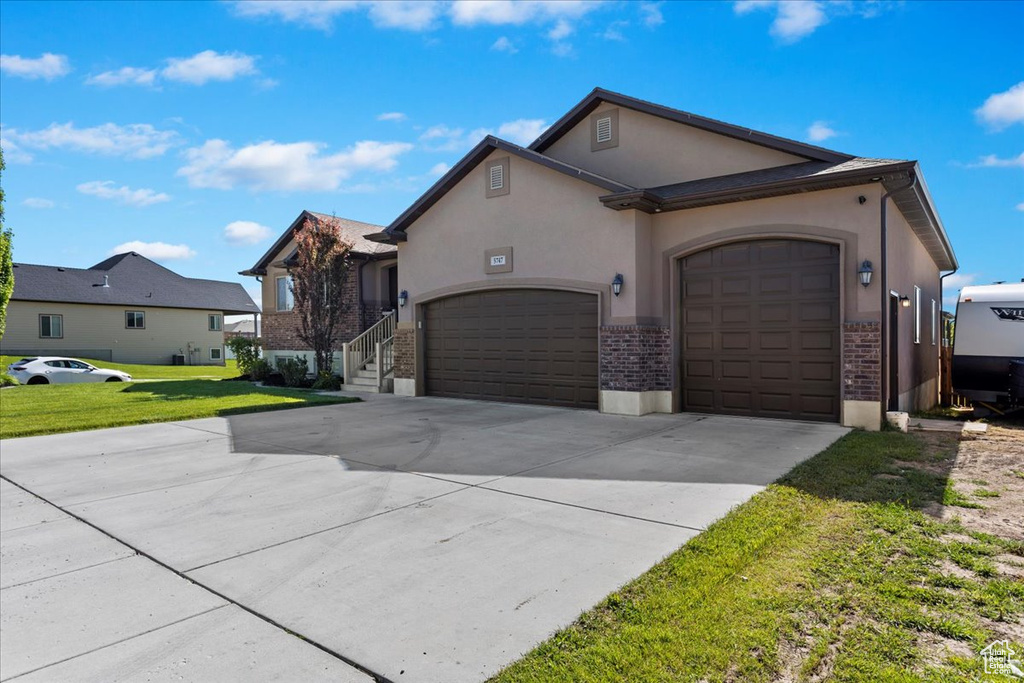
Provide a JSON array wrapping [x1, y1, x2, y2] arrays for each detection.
[[290, 216, 354, 375], [0, 147, 12, 339], [225, 335, 261, 377]]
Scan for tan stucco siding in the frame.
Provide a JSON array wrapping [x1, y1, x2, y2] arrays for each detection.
[[261, 237, 297, 313], [398, 149, 637, 323], [886, 205, 942, 404], [648, 185, 886, 324], [543, 103, 808, 188], [1, 301, 226, 365]]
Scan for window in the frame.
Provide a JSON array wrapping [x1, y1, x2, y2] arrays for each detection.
[[125, 311, 145, 329], [39, 314, 63, 338], [484, 157, 510, 198], [208, 314, 222, 331], [210, 347, 223, 361], [914, 286, 921, 344], [931, 299, 937, 345], [276, 276, 294, 311]]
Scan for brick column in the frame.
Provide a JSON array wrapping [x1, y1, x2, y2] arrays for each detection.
[[599, 325, 672, 392], [393, 327, 415, 380], [842, 322, 881, 401]]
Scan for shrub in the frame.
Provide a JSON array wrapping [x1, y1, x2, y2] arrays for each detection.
[[276, 356, 311, 388], [1, 371, 19, 387], [249, 358, 272, 382], [311, 371, 342, 391], [225, 336, 261, 377]]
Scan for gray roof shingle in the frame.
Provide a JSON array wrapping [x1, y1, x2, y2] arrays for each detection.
[[12, 252, 258, 314]]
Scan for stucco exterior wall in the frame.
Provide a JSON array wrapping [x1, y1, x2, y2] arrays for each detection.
[[1, 301, 226, 365], [543, 103, 807, 189]]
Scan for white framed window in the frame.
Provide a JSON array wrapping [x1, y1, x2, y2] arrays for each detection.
[[914, 286, 921, 344], [210, 347, 223, 361], [39, 314, 63, 339], [125, 310, 145, 329], [276, 276, 294, 311], [931, 299, 937, 345], [208, 314, 222, 331]]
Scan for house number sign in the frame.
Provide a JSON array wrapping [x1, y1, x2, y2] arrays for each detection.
[[490, 255, 506, 267], [484, 247, 513, 274]]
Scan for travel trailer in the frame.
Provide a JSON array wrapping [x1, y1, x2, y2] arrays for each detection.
[[952, 282, 1024, 405]]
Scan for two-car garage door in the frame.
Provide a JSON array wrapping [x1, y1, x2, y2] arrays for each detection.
[[425, 289, 599, 409]]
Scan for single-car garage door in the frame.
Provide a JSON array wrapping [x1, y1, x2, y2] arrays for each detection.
[[425, 289, 598, 409], [681, 239, 840, 422]]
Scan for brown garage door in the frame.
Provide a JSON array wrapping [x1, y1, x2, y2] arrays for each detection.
[[425, 289, 598, 409], [681, 240, 840, 422]]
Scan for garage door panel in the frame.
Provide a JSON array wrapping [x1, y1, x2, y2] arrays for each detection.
[[425, 289, 598, 409], [681, 240, 840, 422]]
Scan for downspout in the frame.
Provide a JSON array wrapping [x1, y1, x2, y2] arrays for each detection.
[[879, 172, 918, 418]]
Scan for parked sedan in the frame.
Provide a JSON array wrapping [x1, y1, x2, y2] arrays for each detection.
[[6, 357, 133, 385]]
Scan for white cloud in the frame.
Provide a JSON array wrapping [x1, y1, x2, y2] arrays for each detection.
[[497, 118, 547, 146], [86, 66, 158, 87], [639, 2, 664, 27], [232, 0, 440, 31], [449, 0, 598, 27], [548, 18, 573, 40], [428, 162, 450, 177], [3, 122, 180, 159], [1016, 202, 1024, 211], [967, 152, 1024, 169], [0, 53, 70, 80], [491, 36, 518, 53], [975, 82, 1024, 131], [806, 120, 837, 142], [162, 50, 258, 85], [734, 0, 826, 42], [22, 197, 54, 209], [942, 272, 977, 306], [224, 220, 274, 245], [109, 241, 196, 261], [178, 138, 414, 192], [419, 124, 473, 152], [602, 20, 628, 41], [377, 111, 407, 122], [77, 181, 171, 207]]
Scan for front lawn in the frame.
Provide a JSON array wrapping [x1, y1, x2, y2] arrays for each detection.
[[1, 355, 240, 380], [493, 429, 1024, 682], [0, 380, 357, 439]]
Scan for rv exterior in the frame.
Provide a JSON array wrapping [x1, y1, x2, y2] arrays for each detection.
[[952, 282, 1024, 405]]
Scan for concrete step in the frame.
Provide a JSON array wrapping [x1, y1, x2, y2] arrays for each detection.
[[342, 378, 393, 394], [346, 375, 378, 386]]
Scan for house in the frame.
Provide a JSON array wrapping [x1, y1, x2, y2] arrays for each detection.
[[224, 318, 259, 341], [368, 88, 957, 430], [240, 210, 398, 372], [2, 252, 257, 365]]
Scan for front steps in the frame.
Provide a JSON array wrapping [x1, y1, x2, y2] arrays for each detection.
[[342, 362, 394, 394]]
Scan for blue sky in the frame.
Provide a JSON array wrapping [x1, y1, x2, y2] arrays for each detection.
[[1, 0, 1021, 309]]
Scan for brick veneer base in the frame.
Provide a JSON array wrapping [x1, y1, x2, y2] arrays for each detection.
[[842, 321, 881, 402], [599, 325, 671, 392], [393, 328, 415, 380], [262, 272, 369, 353]]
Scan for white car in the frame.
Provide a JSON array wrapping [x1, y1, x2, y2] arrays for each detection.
[[6, 357, 133, 385]]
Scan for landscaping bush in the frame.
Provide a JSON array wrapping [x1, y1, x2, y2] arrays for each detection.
[[1, 371, 19, 387], [276, 356, 312, 388], [311, 371, 342, 391], [250, 358, 272, 382], [225, 336, 261, 377]]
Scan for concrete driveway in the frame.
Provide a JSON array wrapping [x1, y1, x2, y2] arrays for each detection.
[[1, 394, 847, 682]]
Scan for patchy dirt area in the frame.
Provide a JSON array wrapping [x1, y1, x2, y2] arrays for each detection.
[[943, 424, 1024, 540]]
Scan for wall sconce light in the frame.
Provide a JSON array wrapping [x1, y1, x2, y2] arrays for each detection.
[[858, 195, 867, 205], [900, 295, 911, 308], [398, 290, 408, 307], [857, 260, 873, 288], [611, 273, 624, 296]]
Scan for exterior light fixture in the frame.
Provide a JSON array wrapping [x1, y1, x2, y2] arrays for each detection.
[[857, 260, 873, 288], [900, 295, 911, 308], [398, 290, 408, 307], [611, 273, 624, 296]]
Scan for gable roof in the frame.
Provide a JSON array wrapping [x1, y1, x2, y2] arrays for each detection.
[[529, 88, 853, 164], [12, 252, 258, 314], [368, 136, 634, 242], [242, 211, 394, 276]]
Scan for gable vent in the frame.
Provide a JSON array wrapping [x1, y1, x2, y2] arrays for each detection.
[[596, 116, 613, 144], [489, 164, 504, 191]]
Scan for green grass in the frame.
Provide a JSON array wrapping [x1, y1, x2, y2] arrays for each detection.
[[1, 354, 240, 379], [491, 430, 1023, 683], [0, 380, 356, 439]]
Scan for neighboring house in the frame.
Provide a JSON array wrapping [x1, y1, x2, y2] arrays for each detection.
[[2, 252, 258, 365], [368, 88, 957, 429], [240, 210, 398, 371]]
